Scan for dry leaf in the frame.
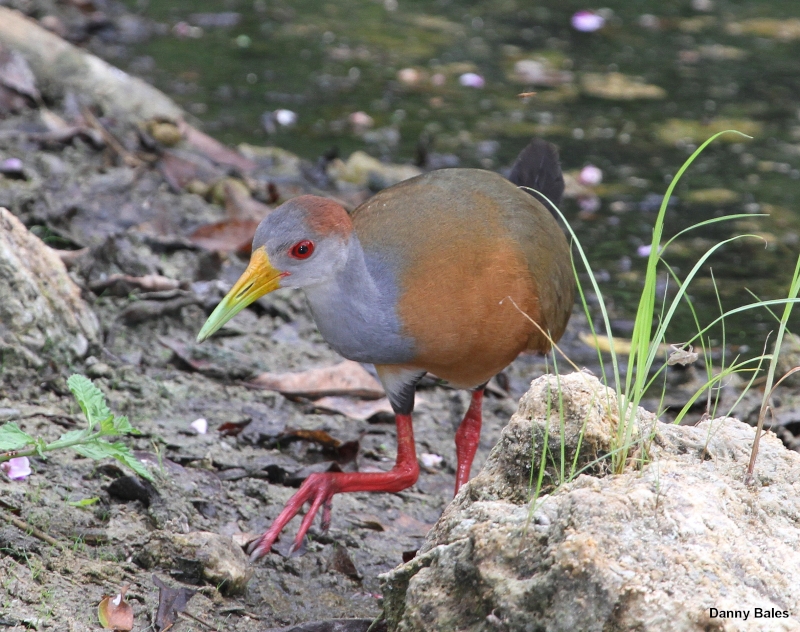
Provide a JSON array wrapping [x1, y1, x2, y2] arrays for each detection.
[[579, 332, 668, 355], [159, 150, 222, 191], [90, 273, 181, 295], [189, 218, 259, 254], [178, 120, 257, 173], [249, 360, 385, 399], [98, 585, 134, 631], [153, 574, 197, 632], [329, 543, 362, 581], [313, 396, 394, 421], [667, 344, 699, 366], [0, 44, 39, 101]]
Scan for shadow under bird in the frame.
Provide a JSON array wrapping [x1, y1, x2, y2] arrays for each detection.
[[197, 138, 574, 560]]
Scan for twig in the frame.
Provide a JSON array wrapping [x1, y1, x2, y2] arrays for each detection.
[[80, 106, 143, 167], [0, 508, 66, 551]]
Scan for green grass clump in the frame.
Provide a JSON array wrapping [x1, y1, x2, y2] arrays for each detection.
[[525, 130, 800, 507]]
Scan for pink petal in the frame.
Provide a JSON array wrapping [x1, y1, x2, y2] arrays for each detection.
[[571, 11, 605, 32], [459, 72, 485, 88], [190, 418, 208, 434], [1, 456, 31, 480], [578, 164, 603, 186]]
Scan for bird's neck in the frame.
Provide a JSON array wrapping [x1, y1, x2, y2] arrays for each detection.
[[302, 236, 414, 365]]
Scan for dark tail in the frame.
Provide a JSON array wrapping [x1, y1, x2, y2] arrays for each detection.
[[507, 138, 564, 212]]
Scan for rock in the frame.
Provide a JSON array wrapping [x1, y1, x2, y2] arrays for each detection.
[[580, 72, 666, 100], [0, 208, 100, 370], [167, 531, 253, 595], [0, 8, 184, 124], [654, 118, 763, 146], [726, 18, 800, 41], [685, 188, 741, 205], [238, 144, 303, 179], [510, 59, 573, 87], [147, 120, 183, 146], [381, 372, 800, 632], [328, 151, 422, 190]]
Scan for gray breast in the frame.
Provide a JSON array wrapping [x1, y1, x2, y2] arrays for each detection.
[[302, 242, 415, 365]]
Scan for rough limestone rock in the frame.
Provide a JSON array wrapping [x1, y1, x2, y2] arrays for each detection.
[[0, 207, 100, 368], [381, 372, 800, 632]]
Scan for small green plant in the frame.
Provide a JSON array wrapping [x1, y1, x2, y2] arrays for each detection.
[[524, 129, 800, 509], [0, 375, 153, 481]]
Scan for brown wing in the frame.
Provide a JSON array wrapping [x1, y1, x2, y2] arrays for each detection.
[[353, 168, 573, 388]]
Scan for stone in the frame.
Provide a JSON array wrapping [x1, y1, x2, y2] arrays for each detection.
[[328, 151, 422, 190], [0, 208, 100, 370], [381, 372, 800, 632], [654, 118, 763, 146], [168, 531, 253, 595], [580, 72, 666, 100]]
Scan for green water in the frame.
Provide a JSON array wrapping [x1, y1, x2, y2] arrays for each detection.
[[124, 0, 800, 351]]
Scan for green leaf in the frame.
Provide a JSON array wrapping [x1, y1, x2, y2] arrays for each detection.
[[113, 415, 133, 435], [67, 374, 112, 431], [48, 428, 87, 450], [68, 497, 100, 507], [73, 440, 153, 481], [0, 422, 35, 452]]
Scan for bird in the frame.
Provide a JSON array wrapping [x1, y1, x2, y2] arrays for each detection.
[[197, 138, 574, 561]]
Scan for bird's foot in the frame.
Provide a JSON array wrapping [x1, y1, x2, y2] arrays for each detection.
[[246, 413, 419, 562], [246, 472, 338, 561]]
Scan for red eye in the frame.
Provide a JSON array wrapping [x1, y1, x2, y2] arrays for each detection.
[[289, 240, 314, 259]]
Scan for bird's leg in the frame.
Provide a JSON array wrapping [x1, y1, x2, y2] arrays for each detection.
[[247, 413, 419, 561], [454, 387, 484, 495]]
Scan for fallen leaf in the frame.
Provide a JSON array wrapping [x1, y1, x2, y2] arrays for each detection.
[[98, 585, 133, 631], [667, 344, 699, 366], [329, 544, 362, 581], [313, 396, 394, 421], [91, 273, 181, 295], [249, 360, 385, 399], [179, 120, 257, 173], [346, 514, 386, 531], [153, 575, 197, 632], [159, 150, 222, 191], [278, 428, 343, 449], [189, 218, 259, 254], [217, 419, 251, 436], [0, 44, 39, 101], [579, 332, 668, 355]]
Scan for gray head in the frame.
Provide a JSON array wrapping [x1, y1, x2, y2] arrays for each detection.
[[252, 195, 354, 288], [197, 195, 353, 341]]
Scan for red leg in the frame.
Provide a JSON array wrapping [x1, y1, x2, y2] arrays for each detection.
[[454, 388, 484, 495], [247, 413, 419, 561]]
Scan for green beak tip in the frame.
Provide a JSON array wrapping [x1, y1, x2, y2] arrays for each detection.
[[196, 296, 250, 343]]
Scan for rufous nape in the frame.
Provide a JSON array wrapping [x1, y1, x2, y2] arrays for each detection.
[[197, 138, 574, 560]]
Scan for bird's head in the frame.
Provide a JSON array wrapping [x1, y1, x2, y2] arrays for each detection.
[[197, 195, 352, 342]]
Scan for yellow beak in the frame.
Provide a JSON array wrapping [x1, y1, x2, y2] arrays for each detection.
[[196, 247, 284, 342]]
